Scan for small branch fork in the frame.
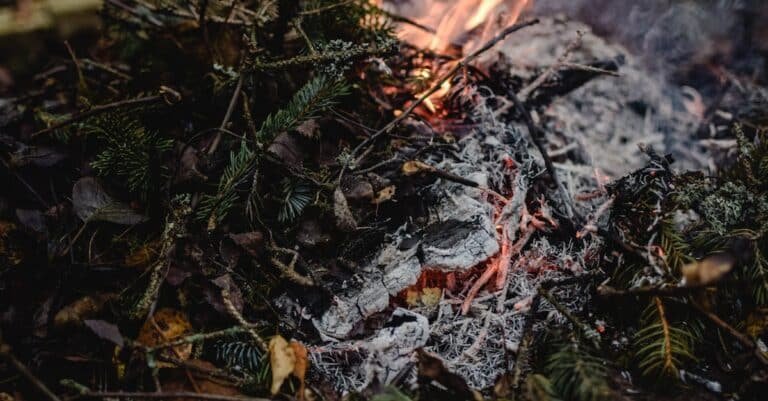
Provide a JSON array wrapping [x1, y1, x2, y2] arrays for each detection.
[[347, 18, 540, 169], [31, 87, 181, 138]]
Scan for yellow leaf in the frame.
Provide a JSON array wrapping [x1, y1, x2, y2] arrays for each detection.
[[401, 160, 433, 176], [136, 308, 193, 367], [421, 287, 442, 307], [269, 335, 296, 395], [681, 253, 735, 286], [372, 185, 396, 205]]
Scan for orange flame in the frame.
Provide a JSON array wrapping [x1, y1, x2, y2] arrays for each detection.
[[380, 0, 530, 54]]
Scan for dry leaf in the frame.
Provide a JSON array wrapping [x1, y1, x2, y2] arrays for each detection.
[[417, 348, 482, 401], [125, 240, 161, 269], [681, 253, 736, 286], [228, 231, 264, 257], [401, 160, 434, 176], [290, 340, 309, 400], [269, 335, 296, 395], [84, 319, 124, 347], [746, 308, 768, 339], [294, 119, 320, 138], [54, 293, 117, 327], [372, 185, 396, 205], [72, 177, 148, 225], [136, 308, 193, 366], [333, 187, 357, 232]]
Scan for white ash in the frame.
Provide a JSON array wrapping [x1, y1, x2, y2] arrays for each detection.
[[498, 17, 704, 179], [363, 308, 430, 386], [310, 16, 703, 393]]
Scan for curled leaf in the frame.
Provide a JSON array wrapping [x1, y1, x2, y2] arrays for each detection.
[[136, 308, 193, 366], [54, 293, 117, 328], [269, 335, 296, 395]]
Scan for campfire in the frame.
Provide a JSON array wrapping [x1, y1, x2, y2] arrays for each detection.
[[1, 1, 767, 400]]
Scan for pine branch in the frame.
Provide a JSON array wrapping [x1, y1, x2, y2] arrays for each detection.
[[634, 297, 696, 379], [198, 75, 348, 227], [545, 342, 612, 401]]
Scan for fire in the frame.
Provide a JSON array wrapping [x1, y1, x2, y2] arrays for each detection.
[[380, 0, 530, 113], [380, 0, 530, 54]]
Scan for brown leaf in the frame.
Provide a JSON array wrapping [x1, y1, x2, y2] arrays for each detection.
[[124, 240, 161, 269], [341, 175, 374, 202], [681, 253, 736, 286], [290, 340, 309, 400], [136, 308, 193, 367], [160, 360, 244, 401], [294, 119, 320, 138], [54, 293, 117, 328], [228, 231, 264, 257], [401, 160, 434, 176], [269, 335, 296, 395], [268, 132, 304, 165], [417, 348, 480, 401], [84, 319, 124, 347]]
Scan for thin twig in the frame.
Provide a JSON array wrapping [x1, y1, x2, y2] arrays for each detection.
[[143, 324, 262, 353], [348, 19, 539, 165], [690, 301, 768, 365], [208, 74, 244, 156], [507, 89, 578, 221], [597, 282, 716, 297], [0, 343, 62, 401], [518, 30, 584, 101], [221, 289, 268, 353], [30, 94, 165, 138], [538, 287, 600, 349]]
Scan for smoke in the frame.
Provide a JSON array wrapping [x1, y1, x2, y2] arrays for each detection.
[[532, 0, 764, 75]]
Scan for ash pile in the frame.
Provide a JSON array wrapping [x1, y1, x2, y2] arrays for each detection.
[[295, 16, 704, 392]]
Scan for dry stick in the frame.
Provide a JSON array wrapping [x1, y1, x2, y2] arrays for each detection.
[[510, 293, 540, 399], [72, 391, 270, 401], [143, 324, 262, 353], [30, 94, 163, 138], [220, 288, 268, 353], [690, 301, 768, 365], [508, 89, 578, 222], [597, 282, 716, 297], [208, 74, 244, 156], [560, 62, 621, 77], [0, 343, 62, 401], [348, 19, 540, 164]]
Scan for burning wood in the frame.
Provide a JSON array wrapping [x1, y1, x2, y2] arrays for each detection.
[[2, 1, 768, 400]]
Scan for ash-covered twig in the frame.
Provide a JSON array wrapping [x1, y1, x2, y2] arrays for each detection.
[[507, 89, 579, 223], [538, 287, 600, 349], [518, 30, 585, 101]]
